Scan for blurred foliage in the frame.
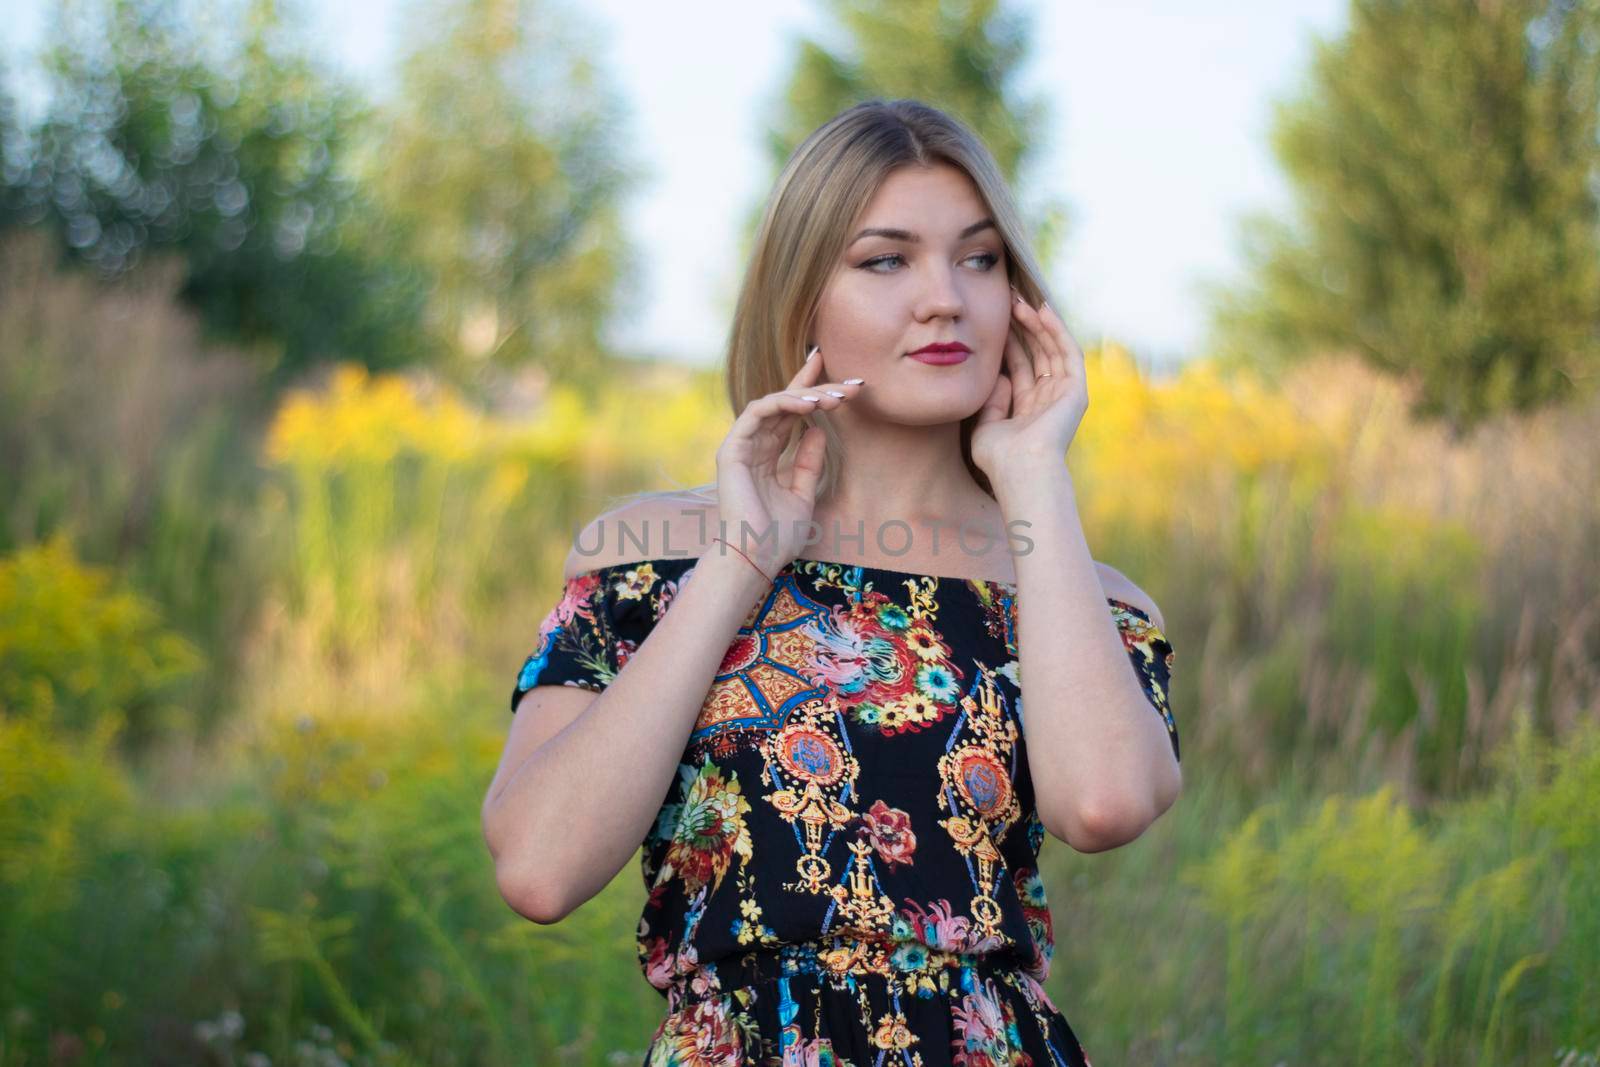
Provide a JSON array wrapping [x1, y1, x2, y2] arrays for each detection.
[[0, 57, 26, 231], [1071, 342, 1600, 798], [363, 0, 644, 389], [1, 625, 1595, 1062], [249, 361, 726, 730], [0, 229, 247, 554], [0, 226, 271, 746], [0, 533, 200, 751], [1203, 0, 1600, 433], [5, 0, 434, 385], [0, 703, 137, 1057], [1154, 713, 1600, 1063]]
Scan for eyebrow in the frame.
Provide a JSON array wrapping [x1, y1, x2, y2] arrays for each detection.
[[848, 217, 998, 247]]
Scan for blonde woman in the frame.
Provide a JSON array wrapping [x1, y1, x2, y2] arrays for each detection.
[[484, 99, 1180, 1067]]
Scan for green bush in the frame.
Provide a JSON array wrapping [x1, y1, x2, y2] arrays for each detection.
[[0, 535, 202, 749]]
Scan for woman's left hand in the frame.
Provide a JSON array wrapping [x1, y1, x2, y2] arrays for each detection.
[[970, 285, 1088, 485]]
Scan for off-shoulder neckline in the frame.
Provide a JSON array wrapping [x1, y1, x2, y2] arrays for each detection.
[[569, 553, 1017, 590], [565, 554, 1154, 621]]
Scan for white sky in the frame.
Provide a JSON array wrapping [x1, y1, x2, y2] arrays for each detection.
[[2, 0, 1348, 372]]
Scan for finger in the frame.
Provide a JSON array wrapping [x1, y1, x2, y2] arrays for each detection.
[[755, 382, 854, 454], [785, 424, 828, 502], [1003, 322, 1037, 388], [789, 344, 869, 399], [1012, 295, 1066, 381], [772, 348, 827, 419], [1012, 289, 1067, 379], [1034, 301, 1078, 381], [730, 391, 828, 447], [728, 353, 862, 462], [788, 345, 826, 389], [777, 371, 864, 411]]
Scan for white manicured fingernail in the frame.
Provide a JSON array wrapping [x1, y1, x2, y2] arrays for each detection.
[[825, 390, 845, 398], [805, 345, 819, 361], [843, 378, 864, 385], [802, 394, 820, 401]]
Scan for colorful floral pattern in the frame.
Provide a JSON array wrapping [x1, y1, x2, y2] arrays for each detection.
[[951, 973, 1032, 1066], [512, 555, 1174, 1067]]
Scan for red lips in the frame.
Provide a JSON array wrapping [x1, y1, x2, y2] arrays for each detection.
[[908, 341, 971, 365], [908, 341, 972, 356]]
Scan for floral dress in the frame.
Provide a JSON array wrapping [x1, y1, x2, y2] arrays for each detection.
[[510, 555, 1178, 1067]]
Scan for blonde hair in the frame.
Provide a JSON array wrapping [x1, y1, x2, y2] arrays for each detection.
[[606, 98, 1052, 516]]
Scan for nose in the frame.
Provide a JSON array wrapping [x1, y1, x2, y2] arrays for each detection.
[[914, 263, 965, 320]]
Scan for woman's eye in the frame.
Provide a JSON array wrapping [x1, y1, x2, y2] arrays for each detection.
[[860, 251, 1001, 273]]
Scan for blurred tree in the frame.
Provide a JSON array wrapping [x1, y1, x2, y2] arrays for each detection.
[[731, 0, 1070, 300], [0, 56, 28, 231], [7, 0, 434, 387], [1202, 0, 1600, 434], [365, 0, 644, 391]]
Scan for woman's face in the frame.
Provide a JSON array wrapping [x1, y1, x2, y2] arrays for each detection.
[[812, 163, 1014, 426]]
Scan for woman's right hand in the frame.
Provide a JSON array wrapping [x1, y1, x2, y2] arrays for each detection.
[[713, 347, 863, 576]]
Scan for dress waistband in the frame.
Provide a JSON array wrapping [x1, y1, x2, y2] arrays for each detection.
[[663, 936, 1033, 1012]]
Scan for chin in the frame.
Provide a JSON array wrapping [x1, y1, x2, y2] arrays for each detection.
[[873, 387, 992, 426]]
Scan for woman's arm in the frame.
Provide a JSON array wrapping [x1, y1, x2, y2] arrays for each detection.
[[997, 464, 1182, 852], [482, 542, 770, 924], [486, 348, 861, 921]]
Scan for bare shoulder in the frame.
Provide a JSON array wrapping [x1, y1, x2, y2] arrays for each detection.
[[1094, 561, 1167, 632], [562, 488, 720, 580]]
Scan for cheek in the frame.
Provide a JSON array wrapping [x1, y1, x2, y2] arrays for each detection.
[[827, 286, 896, 331], [816, 289, 902, 363]]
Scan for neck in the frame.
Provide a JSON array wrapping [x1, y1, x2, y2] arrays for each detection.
[[808, 415, 997, 558]]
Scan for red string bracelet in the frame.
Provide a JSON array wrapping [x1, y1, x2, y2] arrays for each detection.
[[711, 536, 772, 583]]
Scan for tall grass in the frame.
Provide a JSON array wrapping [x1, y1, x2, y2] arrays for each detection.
[[0, 229, 270, 756], [238, 361, 726, 734], [1038, 709, 1600, 1064], [1073, 345, 1600, 800]]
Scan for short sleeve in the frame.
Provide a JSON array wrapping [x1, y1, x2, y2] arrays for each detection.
[[509, 570, 618, 712], [509, 560, 685, 713], [1109, 598, 1179, 763]]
